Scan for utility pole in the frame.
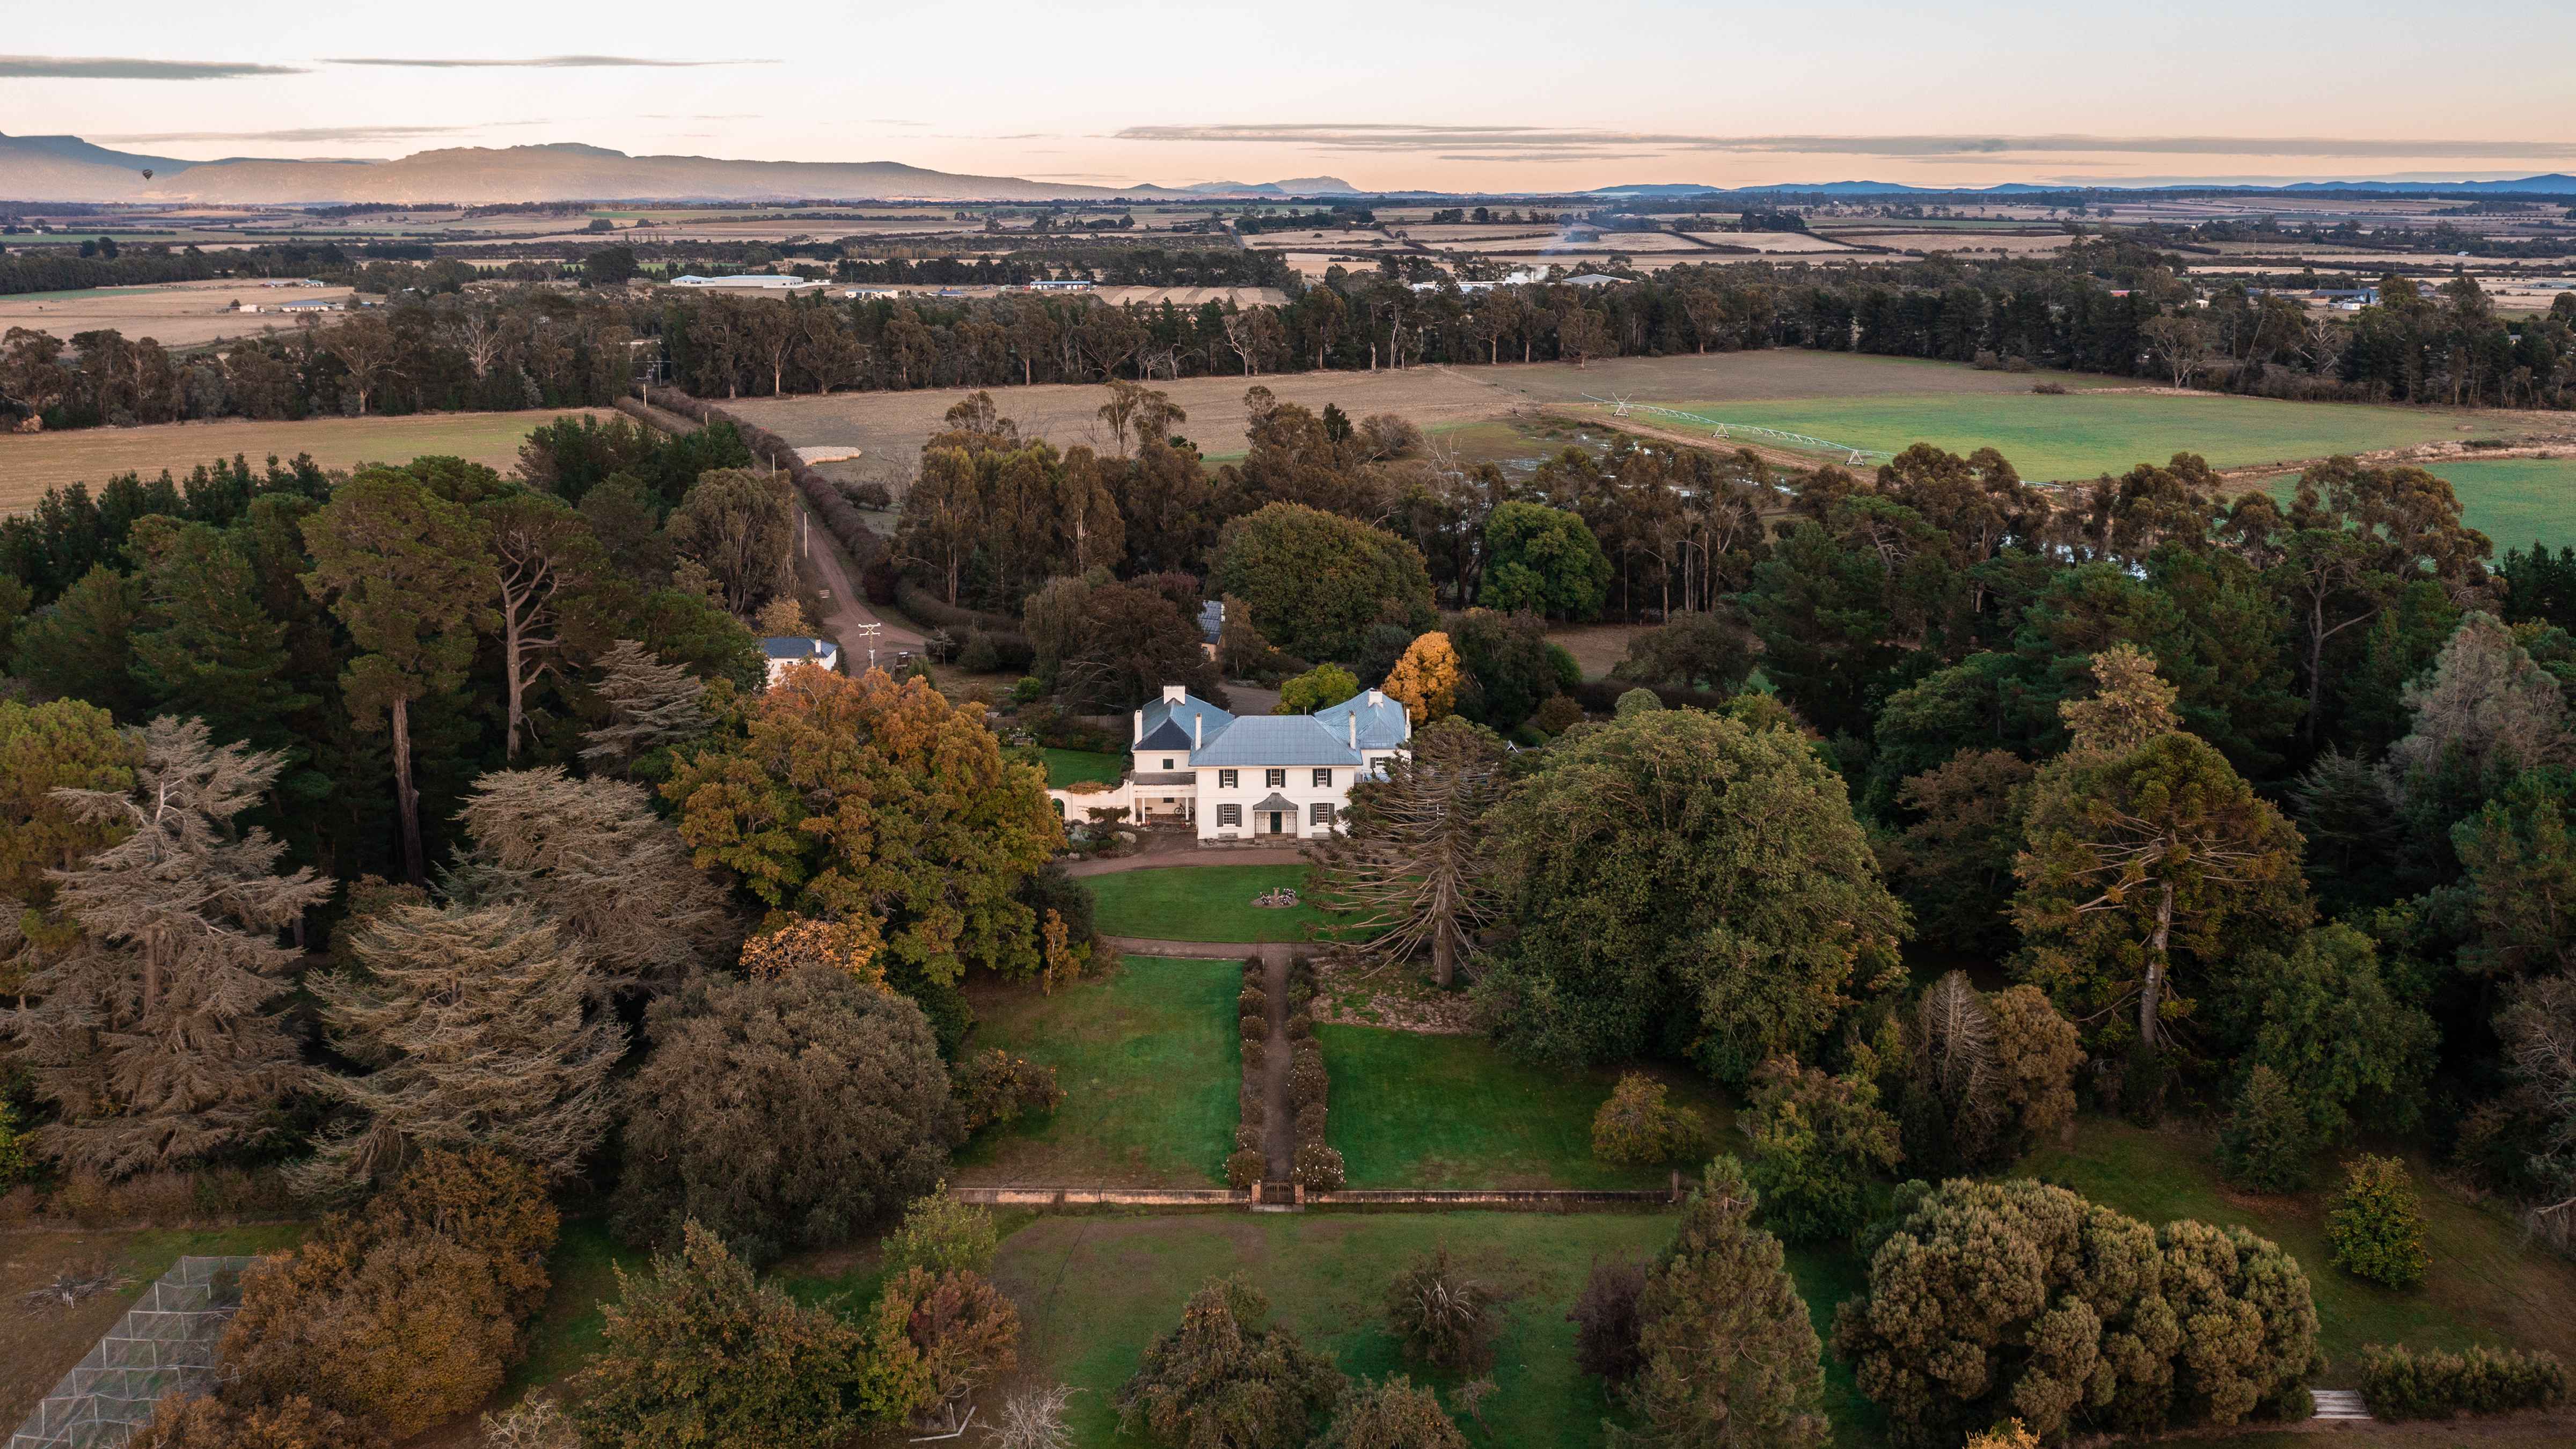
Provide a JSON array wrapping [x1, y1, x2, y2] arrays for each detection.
[[855, 620, 883, 672]]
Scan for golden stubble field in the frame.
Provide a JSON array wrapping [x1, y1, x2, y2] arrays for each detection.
[[0, 278, 359, 350], [0, 407, 614, 512]]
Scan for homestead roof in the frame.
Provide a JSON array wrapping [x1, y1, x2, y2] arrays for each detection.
[[1252, 793, 1298, 814], [1138, 691, 1233, 750], [1312, 690, 1411, 751], [759, 636, 835, 661], [1190, 716, 1362, 769]]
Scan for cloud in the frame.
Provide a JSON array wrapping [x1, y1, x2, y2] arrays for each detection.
[[92, 123, 538, 144], [323, 54, 773, 69], [0, 54, 305, 79], [1114, 124, 2576, 162]]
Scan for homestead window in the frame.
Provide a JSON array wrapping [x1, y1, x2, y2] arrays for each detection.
[[1161, 758, 1174, 770], [1309, 803, 1333, 826], [1265, 769, 1286, 787], [1218, 769, 1239, 788], [1312, 768, 1332, 787], [1218, 804, 1242, 826]]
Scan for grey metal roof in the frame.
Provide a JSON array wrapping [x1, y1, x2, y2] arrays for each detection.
[[1311, 690, 1412, 751], [1189, 715, 1360, 768], [760, 636, 833, 660], [1131, 771, 1196, 785], [1252, 793, 1298, 813], [1139, 691, 1233, 749]]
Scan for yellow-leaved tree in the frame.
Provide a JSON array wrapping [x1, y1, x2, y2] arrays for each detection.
[[1381, 631, 1460, 724]]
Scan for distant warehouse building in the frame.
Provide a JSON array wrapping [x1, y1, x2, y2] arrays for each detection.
[[670, 274, 809, 290], [1023, 279, 1094, 292]]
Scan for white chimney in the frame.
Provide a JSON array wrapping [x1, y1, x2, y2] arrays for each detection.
[[1367, 689, 1384, 707], [1195, 713, 1204, 748], [1132, 707, 1143, 743], [1162, 684, 1187, 705], [1348, 713, 1357, 748]]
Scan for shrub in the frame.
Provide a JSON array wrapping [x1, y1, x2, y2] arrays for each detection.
[[613, 968, 961, 1264], [2031, 382, 2068, 395], [1226, 1150, 1268, 1189], [1744, 1057, 1901, 1242], [136, 1393, 390, 1449], [1292, 1142, 1346, 1192], [951, 1050, 1066, 1133], [1289, 1056, 1330, 1108], [570, 1221, 864, 1449], [1242, 1038, 1267, 1072], [1533, 694, 1586, 736], [1383, 1247, 1498, 1372], [1286, 1012, 1314, 1040], [2329, 1155, 2429, 1289], [1568, 1252, 1649, 1383], [2359, 1343, 2567, 1421], [1234, 1123, 1264, 1153], [854, 1267, 1021, 1425], [1118, 1276, 1343, 1449], [1240, 1014, 1269, 1044], [1590, 1073, 1710, 1166], [1295, 1103, 1328, 1144], [1311, 1375, 1469, 1449], [883, 1190, 1000, 1277], [2218, 1064, 2314, 1192], [1963, 1423, 2040, 1449], [478, 1396, 577, 1449], [220, 1151, 555, 1439], [1239, 986, 1269, 1017], [1614, 687, 1663, 718]]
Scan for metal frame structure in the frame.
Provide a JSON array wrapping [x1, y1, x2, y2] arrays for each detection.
[[10, 1257, 257, 1449]]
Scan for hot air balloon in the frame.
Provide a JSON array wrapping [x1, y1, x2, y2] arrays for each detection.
[[140, 169, 154, 180]]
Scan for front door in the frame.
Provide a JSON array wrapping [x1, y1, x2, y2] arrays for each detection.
[[1268, 811, 1284, 834]]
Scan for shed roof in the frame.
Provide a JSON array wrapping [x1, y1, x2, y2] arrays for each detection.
[[759, 636, 835, 661]]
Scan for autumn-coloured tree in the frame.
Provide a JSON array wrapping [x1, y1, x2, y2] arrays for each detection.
[[2384, 611, 2569, 794], [450, 765, 738, 995], [853, 1267, 1021, 1427], [9, 719, 329, 1176], [1312, 1378, 1469, 1449], [1591, 1073, 1710, 1166], [1618, 1157, 1828, 1449], [665, 668, 1059, 1002], [304, 903, 621, 1192], [135, 1394, 389, 1449], [1308, 716, 1503, 987], [302, 468, 496, 883], [1379, 630, 1460, 724]]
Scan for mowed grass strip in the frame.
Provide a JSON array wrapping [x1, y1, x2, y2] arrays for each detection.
[[1675, 391, 2491, 481], [1040, 748, 1126, 789], [989, 1210, 1678, 1448], [1083, 864, 1333, 943], [2016, 1119, 2576, 1379], [0, 407, 615, 513], [1319, 1024, 1735, 1191], [954, 956, 1241, 1187]]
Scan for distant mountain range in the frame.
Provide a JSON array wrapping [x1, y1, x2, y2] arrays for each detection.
[[1589, 175, 2576, 196], [7, 133, 2573, 206], [0, 134, 1365, 204]]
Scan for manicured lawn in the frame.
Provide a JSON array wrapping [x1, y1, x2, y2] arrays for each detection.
[[1042, 748, 1126, 789], [989, 1210, 1681, 1448], [1678, 391, 2492, 482], [955, 956, 1243, 1186], [2016, 1120, 2576, 1380], [1083, 864, 1336, 943], [1319, 1024, 1736, 1191]]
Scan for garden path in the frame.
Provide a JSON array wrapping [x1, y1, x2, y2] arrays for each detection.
[[1259, 942, 1293, 1186]]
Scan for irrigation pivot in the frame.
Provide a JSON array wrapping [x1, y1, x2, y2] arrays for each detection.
[[1584, 396, 1893, 466]]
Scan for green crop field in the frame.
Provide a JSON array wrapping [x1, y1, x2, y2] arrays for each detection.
[[2424, 456, 2576, 548], [1656, 391, 2494, 481]]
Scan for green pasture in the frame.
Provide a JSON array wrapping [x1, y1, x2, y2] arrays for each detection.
[[1670, 391, 2493, 480], [1040, 748, 1126, 789]]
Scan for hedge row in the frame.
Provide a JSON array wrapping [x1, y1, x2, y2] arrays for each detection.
[[2360, 1344, 2567, 1421], [651, 387, 884, 570], [1283, 956, 1343, 1191], [1228, 955, 1270, 1190]]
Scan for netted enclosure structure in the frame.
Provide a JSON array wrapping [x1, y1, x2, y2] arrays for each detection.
[[9, 1256, 256, 1449]]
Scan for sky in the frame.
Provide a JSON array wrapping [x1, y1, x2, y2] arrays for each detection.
[[6, 0, 2574, 192]]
